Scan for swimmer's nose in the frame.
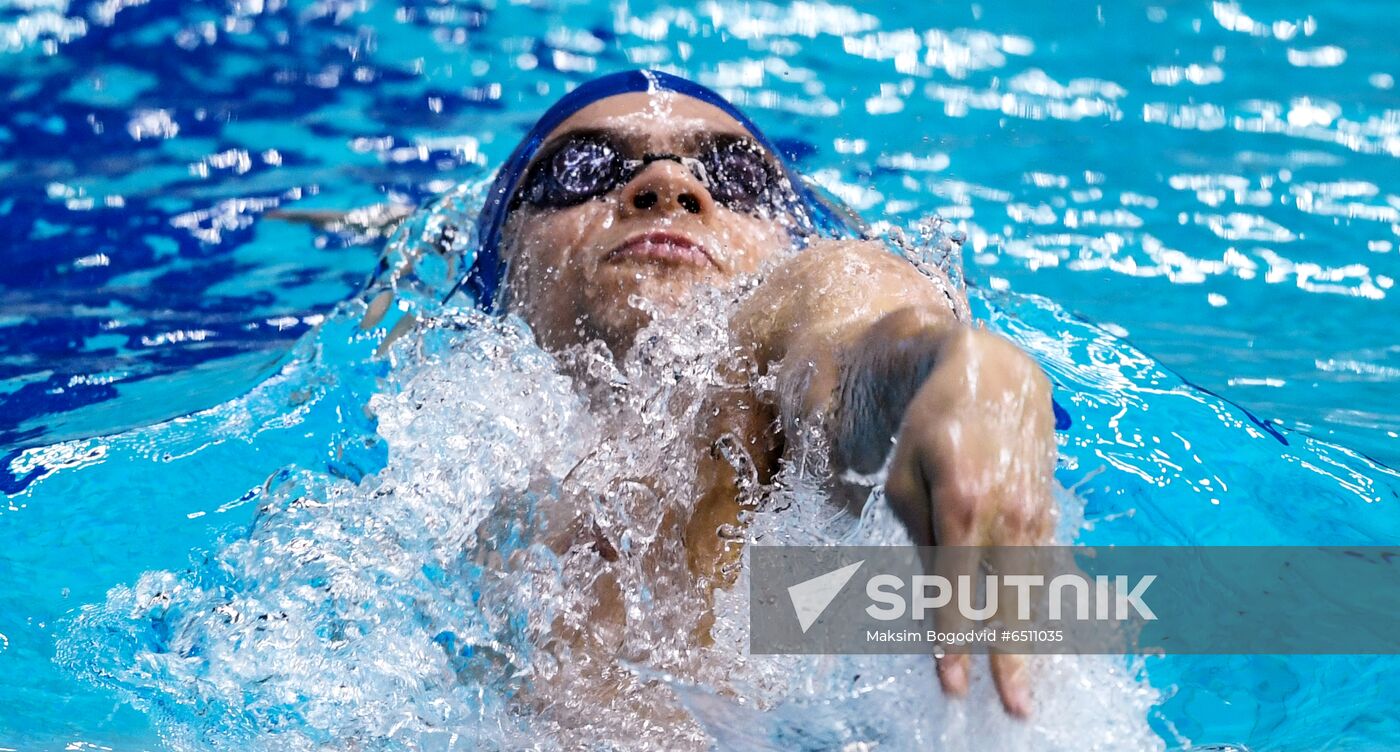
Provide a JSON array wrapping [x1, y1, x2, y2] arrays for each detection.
[[620, 160, 713, 217]]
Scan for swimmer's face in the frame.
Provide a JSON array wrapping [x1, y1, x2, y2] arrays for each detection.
[[499, 92, 797, 355]]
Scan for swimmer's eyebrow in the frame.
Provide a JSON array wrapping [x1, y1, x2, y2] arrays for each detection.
[[537, 126, 763, 156], [534, 127, 620, 156]]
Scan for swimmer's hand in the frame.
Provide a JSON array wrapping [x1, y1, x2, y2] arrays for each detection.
[[735, 238, 1057, 718], [882, 325, 1057, 718]]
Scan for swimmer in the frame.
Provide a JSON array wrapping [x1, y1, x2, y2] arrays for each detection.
[[369, 70, 1056, 719]]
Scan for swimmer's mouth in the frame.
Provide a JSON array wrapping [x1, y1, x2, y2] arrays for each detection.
[[605, 232, 715, 269]]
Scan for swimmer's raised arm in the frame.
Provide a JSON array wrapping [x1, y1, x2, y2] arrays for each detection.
[[733, 238, 1057, 718]]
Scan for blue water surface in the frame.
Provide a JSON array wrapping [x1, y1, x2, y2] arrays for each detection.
[[2, 0, 1399, 749]]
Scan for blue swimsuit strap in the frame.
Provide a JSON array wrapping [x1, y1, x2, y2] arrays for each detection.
[[452, 69, 861, 311]]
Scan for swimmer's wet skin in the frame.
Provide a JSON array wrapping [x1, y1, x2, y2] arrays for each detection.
[[373, 71, 1056, 719]]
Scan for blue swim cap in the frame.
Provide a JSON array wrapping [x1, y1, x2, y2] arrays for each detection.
[[456, 69, 864, 311]]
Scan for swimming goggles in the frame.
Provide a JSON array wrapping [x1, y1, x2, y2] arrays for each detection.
[[509, 131, 790, 215]]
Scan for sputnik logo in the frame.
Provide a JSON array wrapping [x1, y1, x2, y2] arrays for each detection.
[[787, 560, 865, 633]]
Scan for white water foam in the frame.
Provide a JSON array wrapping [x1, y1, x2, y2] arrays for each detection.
[[61, 201, 1163, 749]]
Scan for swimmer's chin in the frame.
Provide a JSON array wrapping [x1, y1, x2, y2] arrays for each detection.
[[580, 281, 711, 357], [589, 258, 723, 310]]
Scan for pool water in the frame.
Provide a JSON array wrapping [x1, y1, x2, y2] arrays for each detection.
[[2, 0, 1398, 749]]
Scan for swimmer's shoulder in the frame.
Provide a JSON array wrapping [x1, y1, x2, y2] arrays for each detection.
[[732, 238, 951, 363]]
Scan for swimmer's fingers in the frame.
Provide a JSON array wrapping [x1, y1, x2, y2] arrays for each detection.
[[989, 652, 1032, 718], [936, 647, 971, 700], [265, 208, 352, 230], [375, 313, 417, 357], [889, 411, 988, 698], [988, 546, 1037, 718], [885, 428, 972, 694], [361, 289, 394, 330], [930, 542, 979, 699], [885, 422, 974, 696], [928, 449, 1042, 716], [982, 437, 1056, 718], [266, 203, 412, 234]]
